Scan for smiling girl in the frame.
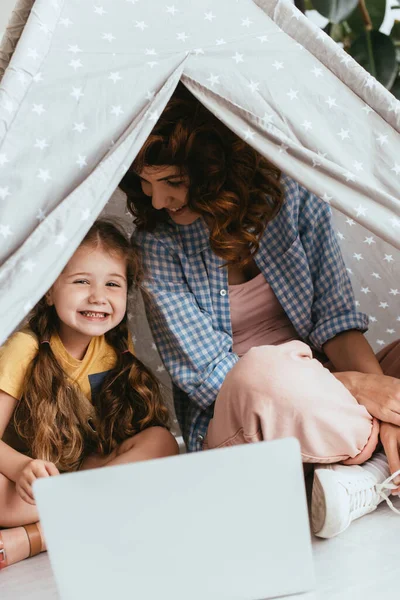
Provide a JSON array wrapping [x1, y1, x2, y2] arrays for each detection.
[[0, 220, 178, 569]]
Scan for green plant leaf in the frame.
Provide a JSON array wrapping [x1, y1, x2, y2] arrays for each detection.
[[391, 20, 400, 41], [347, 0, 387, 34], [311, 0, 358, 23], [330, 22, 345, 42], [349, 31, 397, 89], [390, 76, 400, 99]]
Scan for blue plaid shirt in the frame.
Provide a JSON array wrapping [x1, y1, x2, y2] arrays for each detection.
[[133, 175, 369, 452]]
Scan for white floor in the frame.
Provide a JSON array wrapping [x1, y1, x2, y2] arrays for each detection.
[[1, 495, 400, 600]]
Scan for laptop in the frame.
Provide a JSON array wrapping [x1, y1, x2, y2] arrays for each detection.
[[34, 437, 315, 600]]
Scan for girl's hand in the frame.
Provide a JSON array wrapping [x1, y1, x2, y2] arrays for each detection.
[[333, 372, 400, 426], [16, 459, 59, 505], [380, 422, 400, 495]]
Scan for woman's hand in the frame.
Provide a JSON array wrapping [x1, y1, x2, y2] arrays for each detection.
[[15, 459, 59, 505], [380, 422, 400, 494], [333, 371, 400, 426]]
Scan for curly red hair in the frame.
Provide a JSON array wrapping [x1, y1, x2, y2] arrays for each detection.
[[120, 83, 284, 266]]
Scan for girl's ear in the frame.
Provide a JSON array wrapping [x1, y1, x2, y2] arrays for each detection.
[[45, 289, 54, 306]]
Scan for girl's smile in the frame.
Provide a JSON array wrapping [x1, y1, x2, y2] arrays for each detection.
[[79, 311, 110, 319]]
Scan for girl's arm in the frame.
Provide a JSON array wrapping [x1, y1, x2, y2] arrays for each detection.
[[0, 389, 31, 482]]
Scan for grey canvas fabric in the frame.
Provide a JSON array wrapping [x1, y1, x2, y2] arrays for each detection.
[[0, 0, 399, 364], [0, 0, 35, 79]]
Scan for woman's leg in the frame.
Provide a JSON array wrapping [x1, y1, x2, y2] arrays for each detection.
[[312, 339, 400, 538], [204, 341, 378, 464], [0, 427, 178, 568]]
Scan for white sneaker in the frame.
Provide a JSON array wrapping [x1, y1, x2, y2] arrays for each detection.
[[311, 452, 400, 539]]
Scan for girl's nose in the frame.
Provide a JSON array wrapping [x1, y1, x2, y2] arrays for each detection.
[[88, 288, 107, 304]]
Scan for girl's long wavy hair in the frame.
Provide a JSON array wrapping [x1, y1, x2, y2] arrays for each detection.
[[14, 220, 170, 472], [120, 83, 284, 266]]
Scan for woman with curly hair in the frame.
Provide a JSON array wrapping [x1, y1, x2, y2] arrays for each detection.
[[0, 219, 178, 569], [120, 83, 400, 539]]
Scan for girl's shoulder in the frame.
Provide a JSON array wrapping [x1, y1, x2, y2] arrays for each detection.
[[0, 327, 39, 358], [0, 329, 39, 400]]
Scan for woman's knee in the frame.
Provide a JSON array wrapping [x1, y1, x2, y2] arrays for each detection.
[[226, 342, 313, 401], [222, 341, 349, 419]]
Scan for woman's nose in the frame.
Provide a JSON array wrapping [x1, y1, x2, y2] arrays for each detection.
[[151, 188, 169, 211]]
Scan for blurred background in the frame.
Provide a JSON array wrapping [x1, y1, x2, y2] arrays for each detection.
[[1, 0, 17, 36], [296, 0, 400, 97]]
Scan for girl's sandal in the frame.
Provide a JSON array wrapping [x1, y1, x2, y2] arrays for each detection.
[[0, 531, 8, 569], [0, 523, 42, 570], [23, 523, 42, 558]]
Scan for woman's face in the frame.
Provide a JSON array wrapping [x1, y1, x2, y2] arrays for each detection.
[[138, 165, 200, 225]]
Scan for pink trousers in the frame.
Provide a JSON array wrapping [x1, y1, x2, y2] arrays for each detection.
[[203, 340, 400, 465]]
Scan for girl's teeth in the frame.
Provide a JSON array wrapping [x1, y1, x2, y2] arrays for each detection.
[[81, 311, 106, 317]]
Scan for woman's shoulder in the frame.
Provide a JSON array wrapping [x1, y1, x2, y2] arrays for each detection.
[[281, 174, 321, 207], [280, 174, 329, 223]]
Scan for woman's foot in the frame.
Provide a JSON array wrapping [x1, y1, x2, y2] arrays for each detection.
[[311, 453, 399, 538], [0, 523, 45, 569]]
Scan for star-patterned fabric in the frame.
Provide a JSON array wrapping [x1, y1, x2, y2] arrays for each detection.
[[0, 0, 399, 366]]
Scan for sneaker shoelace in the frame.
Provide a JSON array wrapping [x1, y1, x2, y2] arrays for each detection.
[[346, 469, 400, 516], [348, 476, 386, 516], [376, 468, 400, 515]]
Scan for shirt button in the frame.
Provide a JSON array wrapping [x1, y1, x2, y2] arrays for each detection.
[[219, 289, 227, 297], [197, 434, 204, 442]]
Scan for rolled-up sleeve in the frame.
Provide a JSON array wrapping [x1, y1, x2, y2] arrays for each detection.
[[135, 232, 238, 411], [298, 187, 369, 351]]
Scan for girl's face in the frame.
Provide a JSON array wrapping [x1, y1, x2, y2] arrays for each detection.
[[138, 165, 200, 226], [46, 244, 128, 347]]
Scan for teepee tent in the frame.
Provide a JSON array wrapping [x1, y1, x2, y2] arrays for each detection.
[[0, 0, 399, 365]]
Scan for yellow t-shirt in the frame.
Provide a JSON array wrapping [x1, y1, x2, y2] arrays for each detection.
[[0, 328, 132, 452]]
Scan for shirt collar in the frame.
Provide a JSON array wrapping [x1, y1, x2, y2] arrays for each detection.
[[157, 216, 210, 256]]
